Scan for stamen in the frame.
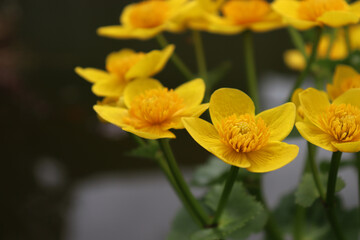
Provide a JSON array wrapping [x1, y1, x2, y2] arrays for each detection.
[[222, 0, 270, 24], [106, 52, 145, 80], [128, 1, 170, 28]]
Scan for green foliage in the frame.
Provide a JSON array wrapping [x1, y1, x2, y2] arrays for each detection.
[[168, 181, 267, 240], [295, 173, 345, 207], [126, 140, 160, 160], [191, 157, 230, 187]]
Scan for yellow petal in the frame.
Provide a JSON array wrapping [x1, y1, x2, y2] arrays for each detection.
[[246, 141, 299, 173], [182, 117, 251, 168], [284, 50, 306, 71], [249, 21, 285, 32], [106, 49, 136, 67], [272, 0, 300, 19], [75, 67, 113, 83], [332, 88, 360, 108], [256, 102, 296, 142], [291, 88, 304, 107], [175, 78, 205, 108], [126, 45, 174, 80], [97, 26, 164, 40], [332, 141, 360, 153], [284, 17, 319, 30], [210, 88, 255, 128], [92, 79, 126, 97], [123, 78, 163, 108], [207, 23, 244, 35], [299, 88, 330, 128], [93, 105, 129, 128], [296, 121, 337, 152], [122, 125, 176, 139], [333, 64, 359, 87], [172, 104, 209, 129], [350, 1, 360, 16], [317, 11, 359, 28]]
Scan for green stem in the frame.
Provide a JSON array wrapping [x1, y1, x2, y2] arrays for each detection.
[[287, 26, 307, 58], [130, 134, 146, 146], [192, 30, 208, 80], [159, 139, 210, 226], [211, 166, 239, 225], [287, 27, 322, 102], [243, 30, 260, 111], [326, 29, 337, 59], [156, 34, 194, 80], [325, 151, 346, 240], [344, 26, 352, 55], [307, 142, 326, 200]]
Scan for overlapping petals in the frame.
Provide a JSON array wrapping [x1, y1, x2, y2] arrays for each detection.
[[296, 88, 360, 152], [327, 65, 360, 100], [183, 88, 298, 172], [97, 0, 187, 40], [75, 45, 174, 97], [94, 78, 208, 139], [273, 0, 360, 30]]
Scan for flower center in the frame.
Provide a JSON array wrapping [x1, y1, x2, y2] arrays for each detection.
[[217, 114, 270, 153], [221, 0, 270, 24], [319, 104, 360, 142], [298, 0, 348, 21], [106, 52, 145, 80], [128, 0, 170, 28], [125, 88, 185, 129]]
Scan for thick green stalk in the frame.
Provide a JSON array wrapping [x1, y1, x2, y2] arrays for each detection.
[[287, 27, 322, 102], [243, 30, 259, 111], [192, 30, 208, 81], [308, 142, 326, 200], [156, 34, 194, 80], [325, 151, 346, 240], [211, 166, 239, 225], [287, 26, 307, 58], [159, 139, 210, 226]]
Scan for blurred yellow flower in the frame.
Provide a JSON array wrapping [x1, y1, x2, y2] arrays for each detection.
[[94, 78, 208, 139], [273, 0, 360, 30], [327, 65, 360, 100], [97, 0, 187, 40], [75, 45, 174, 97], [189, 0, 284, 34], [291, 88, 306, 122], [183, 88, 298, 172], [296, 88, 360, 152]]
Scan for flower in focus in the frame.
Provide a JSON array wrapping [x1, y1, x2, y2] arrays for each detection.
[[189, 0, 285, 34], [327, 65, 360, 100], [94, 78, 208, 139], [273, 0, 360, 30], [296, 88, 360, 152], [75, 45, 174, 97], [97, 0, 187, 40], [183, 88, 298, 172]]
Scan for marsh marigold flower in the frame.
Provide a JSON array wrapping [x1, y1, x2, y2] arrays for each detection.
[[296, 88, 360, 152], [327, 65, 360, 100], [190, 0, 284, 34], [94, 78, 208, 139], [273, 0, 360, 30], [182, 88, 299, 172], [97, 0, 187, 40], [75, 45, 174, 97]]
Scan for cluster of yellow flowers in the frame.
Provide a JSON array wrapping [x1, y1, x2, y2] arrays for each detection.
[[76, 0, 360, 174]]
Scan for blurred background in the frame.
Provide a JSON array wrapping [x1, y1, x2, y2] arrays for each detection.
[[3, 0, 357, 239]]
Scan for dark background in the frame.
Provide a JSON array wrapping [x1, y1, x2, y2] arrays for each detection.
[[1, 0, 293, 239]]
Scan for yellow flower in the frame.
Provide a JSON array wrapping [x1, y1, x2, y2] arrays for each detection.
[[97, 0, 187, 40], [327, 65, 360, 100], [190, 0, 284, 34], [296, 88, 360, 152], [75, 45, 174, 97], [291, 88, 306, 122], [273, 0, 360, 30], [182, 88, 299, 172], [284, 34, 348, 71], [94, 78, 209, 139]]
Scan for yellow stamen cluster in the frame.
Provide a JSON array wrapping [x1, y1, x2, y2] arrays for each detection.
[[319, 104, 360, 142], [125, 88, 184, 129], [222, 0, 270, 24], [340, 76, 360, 93], [128, 0, 170, 28], [298, 0, 348, 21], [106, 53, 145, 80], [217, 114, 270, 152]]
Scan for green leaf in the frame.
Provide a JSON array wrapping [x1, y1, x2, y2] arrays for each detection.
[[295, 173, 345, 207], [191, 157, 230, 187], [191, 182, 266, 240], [126, 140, 160, 159], [167, 208, 200, 240]]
